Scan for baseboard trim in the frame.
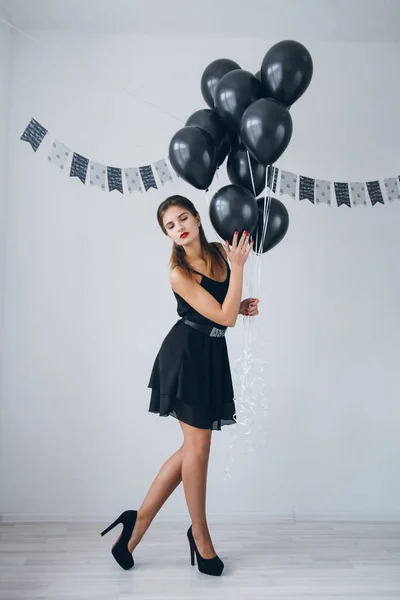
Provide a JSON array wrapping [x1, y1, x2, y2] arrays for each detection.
[[1, 511, 400, 523]]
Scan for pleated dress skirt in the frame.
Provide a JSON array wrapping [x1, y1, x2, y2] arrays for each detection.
[[148, 319, 237, 430]]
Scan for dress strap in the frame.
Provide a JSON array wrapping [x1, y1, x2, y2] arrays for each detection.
[[190, 244, 228, 276], [213, 242, 229, 265]]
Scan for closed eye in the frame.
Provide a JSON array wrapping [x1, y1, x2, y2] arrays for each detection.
[[167, 216, 188, 230]]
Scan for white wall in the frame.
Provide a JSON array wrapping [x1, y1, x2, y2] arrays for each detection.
[[1, 31, 399, 522], [0, 16, 11, 455]]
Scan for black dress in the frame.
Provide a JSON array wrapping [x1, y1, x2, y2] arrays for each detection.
[[148, 245, 236, 431]]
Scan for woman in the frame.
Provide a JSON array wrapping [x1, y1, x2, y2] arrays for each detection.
[[101, 195, 260, 576]]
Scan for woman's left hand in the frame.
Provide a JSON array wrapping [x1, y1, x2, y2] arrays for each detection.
[[239, 298, 260, 317]]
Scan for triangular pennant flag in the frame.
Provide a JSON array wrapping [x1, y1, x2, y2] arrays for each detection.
[[107, 167, 123, 193], [47, 140, 71, 170], [315, 179, 332, 206], [267, 166, 279, 193], [139, 165, 158, 191], [366, 181, 384, 205], [20, 118, 48, 152], [383, 177, 400, 202], [124, 167, 143, 193], [279, 171, 297, 199], [299, 176, 315, 203], [154, 159, 173, 185], [349, 182, 367, 207], [70, 153, 89, 184], [334, 182, 351, 207], [89, 162, 107, 191]]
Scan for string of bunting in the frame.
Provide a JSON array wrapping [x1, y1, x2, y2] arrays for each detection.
[[20, 117, 400, 207], [20, 118, 174, 193]]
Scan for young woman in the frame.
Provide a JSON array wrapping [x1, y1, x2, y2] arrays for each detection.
[[101, 195, 260, 576]]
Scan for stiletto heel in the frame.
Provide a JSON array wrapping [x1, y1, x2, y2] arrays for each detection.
[[100, 510, 138, 570], [187, 525, 224, 576], [190, 540, 195, 566]]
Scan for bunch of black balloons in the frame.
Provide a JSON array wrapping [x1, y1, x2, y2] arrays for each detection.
[[168, 40, 313, 253]]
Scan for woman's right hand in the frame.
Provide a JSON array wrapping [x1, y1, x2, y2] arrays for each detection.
[[224, 230, 253, 268]]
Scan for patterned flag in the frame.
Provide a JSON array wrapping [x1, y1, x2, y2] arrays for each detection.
[[89, 162, 107, 191], [139, 165, 158, 191], [334, 182, 351, 207], [299, 176, 315, 203], [47, 140, 71, 170], [315, 179, 332, 206], [267, 166, 279, 193], [20, 118, 48, 152], [349, 182, 367, 207], [272, 167, 279, 193], [279, 170, 297, 199], [366, 181, 384, 205], [383, 177, 400, 202], [70, 153, 89, 184], [154, 159, 173, 185], [124, 167, 143, 193], [167, 156, 179, 178], [107, 167, 123, 194]]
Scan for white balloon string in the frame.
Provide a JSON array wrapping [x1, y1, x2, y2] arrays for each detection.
[[223, 159, 270, 481], [246, 150, 257, 197]]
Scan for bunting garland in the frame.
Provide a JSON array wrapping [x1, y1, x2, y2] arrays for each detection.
[[20, 118, 173, 194], [19, 117, 400, 208]]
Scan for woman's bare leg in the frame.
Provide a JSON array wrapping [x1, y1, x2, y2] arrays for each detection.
[[127, 420, 215, 557], [179, 420, 216, 559], [128, 445, 184, 552]]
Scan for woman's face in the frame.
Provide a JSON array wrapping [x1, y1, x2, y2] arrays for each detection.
[[162, 205, 200, 245]]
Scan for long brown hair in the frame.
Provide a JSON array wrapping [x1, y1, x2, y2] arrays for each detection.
[[157, 195, 225, 279]]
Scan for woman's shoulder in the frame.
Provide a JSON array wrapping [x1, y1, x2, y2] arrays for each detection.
[[211, 241, 228, 261]]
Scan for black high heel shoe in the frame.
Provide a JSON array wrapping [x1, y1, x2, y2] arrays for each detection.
[[100, 510, 138, 570], [187, 525, 224, 576]]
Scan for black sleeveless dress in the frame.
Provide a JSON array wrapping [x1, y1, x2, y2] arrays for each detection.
[[148, 245, 236, 431]]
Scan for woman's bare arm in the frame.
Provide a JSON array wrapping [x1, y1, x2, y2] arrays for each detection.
[[170, 265, 243, 327], [170, 233, 252, 327]]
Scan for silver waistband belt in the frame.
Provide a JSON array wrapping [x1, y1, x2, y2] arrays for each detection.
[[180, 318, 226, 337]]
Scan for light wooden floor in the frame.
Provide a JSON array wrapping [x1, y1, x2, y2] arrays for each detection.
[[0, 520, 399, 599]]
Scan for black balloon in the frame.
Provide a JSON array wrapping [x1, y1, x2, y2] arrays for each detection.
[[215, 69, 263, 133], [169, 126, 217, 190], [241, 98, 292, 166], [227, 143, 266, 196], [260, 40, 313, 107], [228, 131, 240, 151], [255, 70, 261, 81], [217, 131, 231, 166], [253, 196, 289, 254], [209, 184, 258, 243], [185, 109, 225, 148], [201, 58, 241, 109]]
